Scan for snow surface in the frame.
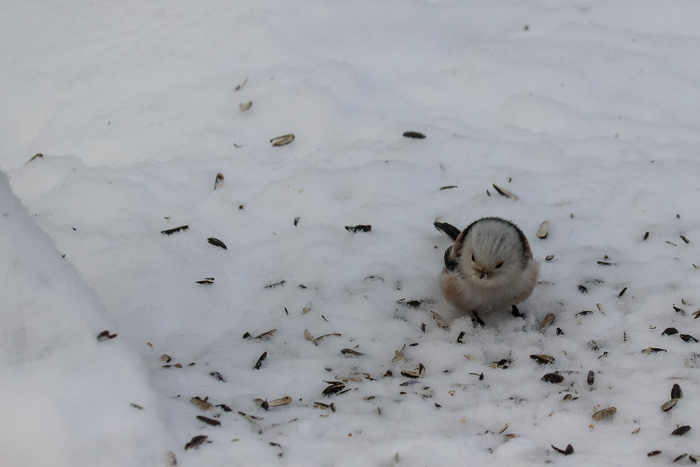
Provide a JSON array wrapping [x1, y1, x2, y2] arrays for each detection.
[[2, 0, 700, 465]]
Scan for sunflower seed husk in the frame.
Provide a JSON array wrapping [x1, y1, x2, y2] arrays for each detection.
[[662, 398, 678, 411], [214, 172, 224, 190], [256, 329, 277, 340], [592, 407, 616, 420], [270, 134, 295, 146], [498, 423, 509, 434], [439, 185, 457, 190], [340, 348, 365, 357], [642, 347, 667, 354], [264, 280, 286, 289], [161, 225, 189, 235], [540, 313, 556, 332], [402, 131, 426, 139], [269, 396, 292, 407], [674, 306, 686, 315], [490, 358, 513, 369], [537, 221, 549, 239], [618, 287, 627, 297], [492, 184, 518, 200], [345, 224, 372, 233], [647, 451, 662, 457], [530, 354, 555, 365], [545, 254, 555, 261], [671, 383, 683, 399], [184, 435, 208, 450], [209, 371, 226, 382], [393, 350, 405, 362], [97, 330, 117, 341], [643, 232, 650, 240], [197, 415, 221, 426], [196, 278, 215, 285], [680, 334, 699, 343], [161, 354, 171, 363], [689, 454, 700, 463], [551, 444, 574, 455], [662, 327, 679, 336], [304, 329, 317, 346], [253, 351, 267, 370], [207, 237, 227, 250], [27, 153, 43, 163], [693, 310, 700, 319], [541, 372, 564, 384], [587, 371, 595, 385], [431, 311, 449, 329], [681, 235, 690, 244], [457, 331, 466, 344], [672, 425, 692, 436], [239, 101, 252, 112], [675, 454, 689, 463], [578, 285, 588, 294], [190, 397, 213, 411], [322, 381, 345, 397], [315, 333, 341, 342]]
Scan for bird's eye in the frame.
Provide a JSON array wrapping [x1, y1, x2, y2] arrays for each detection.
[[471, 254, 475, 262], [495, 261, 504, 269]]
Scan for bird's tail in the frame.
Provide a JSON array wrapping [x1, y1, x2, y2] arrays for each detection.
[[433, 221, 461, 241]]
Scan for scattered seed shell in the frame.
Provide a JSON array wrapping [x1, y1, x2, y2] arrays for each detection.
[[492, 184, 518, 200], [269, 396, 292, 407], [303, 329, 317, 346], [255, 329, 277, 340], [270, 134, 295, 146], [662, 398, 678, 411], [536, 221, 549, 239], [322, 381, 346, 397], [541, 372, 564, 384], [197, 415, 221, 426], [209, 371, 226, 382], [264, 280, 286, 289], [457, 331, 466, 344], [340, 348, 365, 357], [253, 351, 267, 370], [672, 383, 683, 399], [97, 330, 117, 341], [662, 327, 679, 336], [643, 232, 650, 240], [402, 131, 426, 139], [431, 311, 449, 329], [681, 235, 690, 244], [680, 334, 699, 343], [345, 224, 372, 233], [551, 444, 574, 455], [618, 287, 627, 297], [161, 225, 189, 235], [642, 347, 667, 354], [592, 407, 617, 420], [675, 454, 689, 463], [239, 101, 252, 112], [587, 371, 595, 385], [190, 397, 213, 411], [185, 435, 208, 450], [214, 172, 224, 190], [545, 254, 555, 261], [498, 423, 509, 434], [647, 451, 662, 457], [672, 425, 692, 436], [689, 454, 700, 463], [196, 278, 215, 285], [530, 354, 555, 365], [161, 354, 171, 363], [207, 237, 227, 250], [693, 310, 700, 319], [540, 313, 556, 332]]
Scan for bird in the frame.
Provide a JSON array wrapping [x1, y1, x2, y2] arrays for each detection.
[[434, 217, 539, 320]]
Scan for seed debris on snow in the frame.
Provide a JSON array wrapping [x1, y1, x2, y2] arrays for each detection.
[[270, 134, 295, 146], [492, 183, 518, 200], [207, 237, 227, 250], [160, 225, 189, 235]]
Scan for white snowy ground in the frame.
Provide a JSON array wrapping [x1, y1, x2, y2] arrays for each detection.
[[2, 0, 700, 465]]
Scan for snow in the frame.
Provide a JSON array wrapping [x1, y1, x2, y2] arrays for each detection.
[[2, 0, 700, 465]]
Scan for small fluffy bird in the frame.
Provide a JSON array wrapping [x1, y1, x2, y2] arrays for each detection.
[[435, 217, 539, 317]]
